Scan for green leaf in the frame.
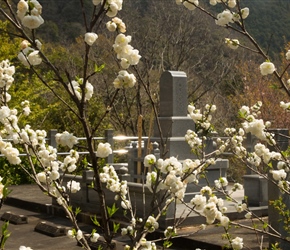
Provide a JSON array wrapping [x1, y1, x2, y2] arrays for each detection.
[[113, 222, 120, 233], [107, 203, 119, 218], [91, 215, 101, 227], [94, 64, 105, 73]]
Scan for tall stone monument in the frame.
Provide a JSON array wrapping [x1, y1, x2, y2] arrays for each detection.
[[153, 71, 195, 159]]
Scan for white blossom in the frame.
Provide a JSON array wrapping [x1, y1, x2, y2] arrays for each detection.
[[67, 180, 81, 193], [96, 142, 112, 158], [231, 237, 243, 250], [84, 32, 98, 46], [259, 61, 276, 76]]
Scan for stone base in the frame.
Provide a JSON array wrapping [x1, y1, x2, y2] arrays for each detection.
[[243, 175, 268, 206]]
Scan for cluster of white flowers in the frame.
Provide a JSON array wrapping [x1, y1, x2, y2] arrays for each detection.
[[21, 100, 31, 116], [0, 139, 21, 165], [67, 229, 83, 241], [271, 169, 287, 181], [254, 143, 281, 164], [113, 34, 141, 69], [96, 142, 112, 158], [92, 0, 123, 17], [100, 165, 129, 202], [240, 102, 274, 143], [187, 104, 216, 133], [182, 158, 203, 183], [18, 47, 42, 67], [60, 149, 79, 173], [68, 78, 94, 102], [145, 156, 206, 201], [113, 70, 136, 89], [106, 17, 126, 33], [0, 59, 15, 93], [55, 131, 78, 149], [18, 39, 42, 67], [17, 0, 44, 29], [214, 177, 229, 189], [185, 129, 203, 149], [190, 188, 229, 225]]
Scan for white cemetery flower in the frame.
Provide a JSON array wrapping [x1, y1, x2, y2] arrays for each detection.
[[18, 47, 42, 67], [245, 212, 252, 219], [231, 237, 243, 250], [106, 21, 117, 32], [164, 226, 176, 239], [259, 61, 276, 75], [106, 3, 118, 17], [183, 0, 199, 11], [50, 170, 60, 180], [36, 172, 46, 183], [144, 154, 156, 167], [271, 169, 287, 181], [219, 216, 230, 227], [190, 194, 207, 210], [216, 9, 234, 26], [106, 17, 126, 33], [145, 216, 159, 233], [121, 200, 131, 210], [235, 203, 247, 213], [22, 15, 44, 29], [84, 32, 98, 46], [227, 0, 236, 8], [225, 38, 239, 50], [90, 232, 100, 243], [68, 78, 94, 101], [67, 229, 75, 239], [17, 0, 44, 29], [55, 131, 78, 149], [19, 246, 33, 250], [203, 202, 218, 224], [67, 180, 81, 193], [280, 101, 290, 111], [96, 142, 112, 158], [113, 70, 136, 89], [241, 7, 250, 19], [200, 186, 212, 195], [76, 230, 83, 240]]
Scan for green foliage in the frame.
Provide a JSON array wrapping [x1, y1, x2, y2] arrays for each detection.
[[269, 196, 290, 234], [107, 203, 119, 218], [113, 222, 120, 234], [91, 215, 101, 227], [0, 158, 34, 185], [0, 221, 11, 250]]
